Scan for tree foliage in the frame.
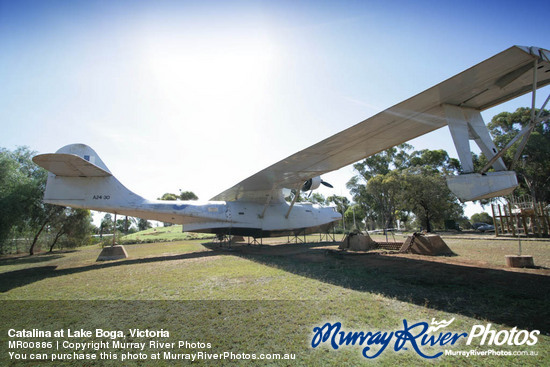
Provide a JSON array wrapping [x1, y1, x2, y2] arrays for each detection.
[[0, 147, 94, 254], [158, 191, 199, 201], [399, 167, 463, 232], [179, 190, 198, 201], [0, 147, 46, 251], [344, 204, 366, 231], [326, 195, 350, 230], [138, 218, 152, 231], [308, 193, 326, 205], [99, 213, 113, 238], [470, 212, 493, 225], [485, 107, 550, 202], [48, 208, 94, 252], [347, 145, 463, 231], [158, 193, 178, 201]]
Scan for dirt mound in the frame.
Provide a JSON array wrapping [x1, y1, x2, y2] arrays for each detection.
[[399, 233, 454, 256], [339, 232, 377, 251]]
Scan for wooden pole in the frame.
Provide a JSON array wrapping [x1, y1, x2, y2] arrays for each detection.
[[508, 203, 516, 237], [502, 204, 511, 233], [112, 213, 117, 247], [521, 210, 529, 236], [491, 204, 499, 236], [539, 202, 549, 236]]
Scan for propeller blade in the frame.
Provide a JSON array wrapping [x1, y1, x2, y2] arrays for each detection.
[[301, 178, 312, 192], [321, 180, 334, 188]]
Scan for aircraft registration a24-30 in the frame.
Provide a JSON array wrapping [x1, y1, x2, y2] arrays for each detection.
[[33, 46, 550, 239]]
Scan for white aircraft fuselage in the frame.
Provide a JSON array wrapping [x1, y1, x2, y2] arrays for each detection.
[[39, 160, 341, 237], [87, 199, 339, 237]]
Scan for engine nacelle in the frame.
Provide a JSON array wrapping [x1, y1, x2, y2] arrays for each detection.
[[301, 176, 322, 192]]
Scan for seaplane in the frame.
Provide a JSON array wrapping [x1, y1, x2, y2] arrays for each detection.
[[33, 46, 550, 239]]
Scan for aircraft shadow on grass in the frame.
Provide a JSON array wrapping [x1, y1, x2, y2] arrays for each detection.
[[0, 250, 220, 294], [1, 242, 548, 333], [206, 242, 550, 333], [0, 253, 66, 267]]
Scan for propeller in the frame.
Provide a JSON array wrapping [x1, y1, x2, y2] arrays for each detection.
[[301, 176, 334, 191], [320, 179, 333, 188]]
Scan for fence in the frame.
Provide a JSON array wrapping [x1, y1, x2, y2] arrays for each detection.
[[491, 198, 550, 237]]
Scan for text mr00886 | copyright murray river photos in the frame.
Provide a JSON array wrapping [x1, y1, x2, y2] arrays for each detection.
[[6, 328, 297, 362]]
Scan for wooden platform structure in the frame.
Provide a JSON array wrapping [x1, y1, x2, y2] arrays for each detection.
[[491, 197, 550, 237]]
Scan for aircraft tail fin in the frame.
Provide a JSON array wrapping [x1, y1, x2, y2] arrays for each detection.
[[33, 144, 145, 211]]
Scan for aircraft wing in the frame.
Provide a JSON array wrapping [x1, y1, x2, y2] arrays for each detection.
[[211, 46, 550, 203]]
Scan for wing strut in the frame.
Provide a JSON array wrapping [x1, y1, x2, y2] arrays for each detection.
[[285, 184, 303, 219], [445, 52, 550, 201], [444, 104, 507, 173], [481, 58, 550, 173], [443, 99, 518, 202], [259, 187, 277, 219]]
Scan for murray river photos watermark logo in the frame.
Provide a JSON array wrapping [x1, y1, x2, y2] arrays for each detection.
[[310, 318, 540, 359]]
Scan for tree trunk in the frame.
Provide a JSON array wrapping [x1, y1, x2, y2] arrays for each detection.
[[29, 221, 47, 255], [425, 211, 432, 233], [49, 230, 65, 252]]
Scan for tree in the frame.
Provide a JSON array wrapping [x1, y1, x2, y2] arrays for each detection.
[[486, 107, 550, 202], [326, 195, 350, 216], [471, 212, 493, 225], [1, 146, 96, 254], [347, 144, 415, 229], [48, 208, 72, 252], [99, 214, 113, 239], [48, 209, 93, 252], [179, 190, 198, 201], [28, 204, 65, 255], [308, 193, 326, 205], [138, 218, 152, 231], [158, 193, 178, 201], [117, 216, 138, 234], [360, 171, 404, 228], [285, 189, 306, 203], [158, 191, 199, 201], [0, 147, 49, 254], [344, 204, 366, 231], [116, 218, 127, 233], [326, 195, 350, 230], [347, 145, 464, 232], [400, 168, 463, 232], [409, 149, 461, 174], [351, 144, 413, 181], [348, 145, 406, 229]]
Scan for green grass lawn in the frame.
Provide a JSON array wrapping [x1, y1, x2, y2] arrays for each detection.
[[119, 225, 215, 243], [1, 236, 549, 366]]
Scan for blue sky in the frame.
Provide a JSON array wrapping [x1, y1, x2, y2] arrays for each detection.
[[1, 0, 548, 219]]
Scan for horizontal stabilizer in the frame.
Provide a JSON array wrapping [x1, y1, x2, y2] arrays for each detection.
[[33, 153, 112, 177]]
